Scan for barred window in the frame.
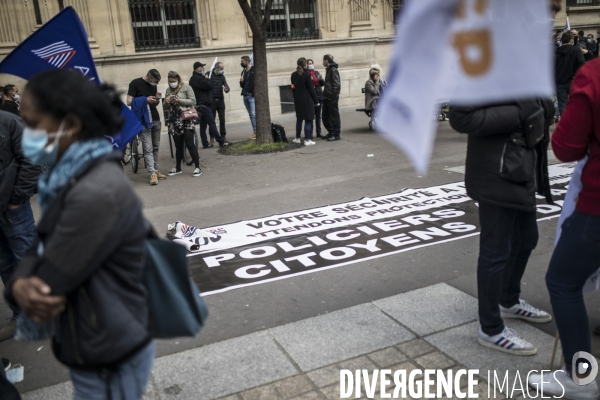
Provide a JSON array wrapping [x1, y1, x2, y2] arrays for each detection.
[[263, 0, 319, 42], [128, 0, 200, 52], [567, 0, 600, 6]]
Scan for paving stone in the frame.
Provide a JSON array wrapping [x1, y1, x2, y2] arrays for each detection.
[[153, 331, 298, 399], [216, 396, 241, 400], [290, 391, 324, 400], [425, 320, 558, 397], [338, 355, 377, 373], [367, 347, 407, 368], [241, 384, 280, 400], [373, 283, 478, 336], [415, 351, 455, 370], [270, 304, 414, 371], [396, 339, 435, 358], [307, 365, 341, 388], [388, 361, 421, 377], [22, 382, 73, 400], [321, 383, 345, 400], [273, 375, 314, 398]]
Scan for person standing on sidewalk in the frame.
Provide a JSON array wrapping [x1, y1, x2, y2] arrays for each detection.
[[306, 59, 324, 139], [321, 54, 341, 141], [165, 70, 202, 177], [291, 58, 318, 146], [527, 57, 600, 400], [210, 62, 230, 143], [555, 31, 585, 116], [0, 110, 42, 342], [189, 62, 229, 150], [450, 98, 555, 356], [7, 69, 154, 400], [127, 69, 166, 186], [240, 56, 256, 139]]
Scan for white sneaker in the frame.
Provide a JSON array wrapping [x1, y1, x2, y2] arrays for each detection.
[[292, 138, 301, 144], [193, 168, 202, 177], [308, 140, 316, 145], [304, 140, 315, 146], [500, 299, 552, 323], [528, 368, 600, 400], [478, 326, 537, 356]]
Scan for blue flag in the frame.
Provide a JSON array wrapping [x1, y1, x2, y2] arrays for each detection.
[[0, 6, 142, 149]]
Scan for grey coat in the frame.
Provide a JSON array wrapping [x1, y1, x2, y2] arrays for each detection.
[[365, 79, 380, 111], [165, 83, 196, 111]]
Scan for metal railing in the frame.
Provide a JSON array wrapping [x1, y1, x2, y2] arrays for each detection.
[[265, 0, 319, 42], [567, 0, 600, 6], [128, 0, 200, 52]]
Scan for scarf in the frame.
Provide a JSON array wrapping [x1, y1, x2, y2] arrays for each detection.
[[37, 139, 114, 213], [308, 70, 320, 88]]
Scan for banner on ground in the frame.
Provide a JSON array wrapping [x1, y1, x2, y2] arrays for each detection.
[[0, 7, 142, 150], [377, 0, 555, 175], [177, 164, 575, 296]]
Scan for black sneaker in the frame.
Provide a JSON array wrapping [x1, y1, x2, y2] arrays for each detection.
[[193, 168, 202, 177], [219, 141, 230, 148], [321, 134, 332, 140], [2, 358, 10, 371], [168, 168, 182, 176], [203, 144, 214, 149], [327, 136, 341, 141]]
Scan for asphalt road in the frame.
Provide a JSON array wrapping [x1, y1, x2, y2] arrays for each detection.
[[2, 106, 599, 393]]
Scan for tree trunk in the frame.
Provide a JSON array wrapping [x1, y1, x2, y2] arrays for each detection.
[[252, 34, 272, 145]]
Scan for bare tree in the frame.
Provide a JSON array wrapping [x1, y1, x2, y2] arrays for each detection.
[[237, 0, 274, 145]]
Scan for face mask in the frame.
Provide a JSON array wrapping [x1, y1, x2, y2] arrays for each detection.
[[148, 81, 158, 87], [588, 39, 592, 43], [240, 62, 246, 68], [21, 121, 65, 166], [307, 65, 315, 70], [12, 94, 20, 101], [323, 62, 327, 68], [169, 82, 178, 89], [216, 70, 224, 75]]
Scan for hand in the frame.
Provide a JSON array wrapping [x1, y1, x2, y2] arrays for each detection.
[[224, 84, 230, 93], [147, 96, 158, 105], [583, 49, 589, 54], [240, 77, 244, 83], [165, 96, 171, 105], [156, 92, 162, 98], [172, 96, 180, 104], [12, 277, 66, 323], [7, 204, 20, 210]]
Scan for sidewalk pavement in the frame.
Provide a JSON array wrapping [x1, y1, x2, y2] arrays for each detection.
[[22, 282, 562, 400]]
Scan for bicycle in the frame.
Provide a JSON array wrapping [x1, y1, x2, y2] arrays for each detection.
[[121, 143, 132, 165], [130, 134, 143, 173]]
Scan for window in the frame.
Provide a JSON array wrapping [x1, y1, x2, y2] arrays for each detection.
[[128, 0, 200, 52], [264, 0, 319, 42], [57, 0, 65, 11], [32, 0, 43, 25]]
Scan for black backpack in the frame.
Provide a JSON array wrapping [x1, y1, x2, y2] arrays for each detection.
[[271, 123, 288, 143]]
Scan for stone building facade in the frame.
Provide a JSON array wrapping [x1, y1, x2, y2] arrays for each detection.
[[0, 0, 400, 122]]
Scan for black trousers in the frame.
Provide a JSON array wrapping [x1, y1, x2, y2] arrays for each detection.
[[211, 99, 227, 138], [322, 95, 341, 137], [173, 129, 200, 169], [477, 202, 538, 336], [199, 106, 223, 147], [556, 83, 571, 116]]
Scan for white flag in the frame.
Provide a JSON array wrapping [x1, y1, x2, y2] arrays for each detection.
[[377, 0, 554, 175], [208, 56, 218, 79]]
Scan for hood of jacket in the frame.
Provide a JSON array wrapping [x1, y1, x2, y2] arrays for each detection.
[[328, 62, 339, 70]]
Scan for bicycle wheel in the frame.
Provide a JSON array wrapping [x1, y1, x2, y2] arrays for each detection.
[[122, 143, 132, 165], [131, 136, 139, 174]]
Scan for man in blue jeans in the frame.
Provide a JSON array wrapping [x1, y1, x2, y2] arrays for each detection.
[[240, 55, 256, 139], [0, 110, 42, 341]]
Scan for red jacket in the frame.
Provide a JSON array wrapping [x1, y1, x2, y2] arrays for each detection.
[[552, 58, 600, 217]]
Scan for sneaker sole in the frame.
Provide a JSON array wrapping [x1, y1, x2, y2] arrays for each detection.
[[501, 312, 553, 323], [478, 339, 538, 356], [168, 172, 182, 176], [193, 172, 202, 177]]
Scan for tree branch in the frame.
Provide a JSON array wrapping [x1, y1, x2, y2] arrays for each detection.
[[238, 0, 262, 35], [262, 0, 273, 31]]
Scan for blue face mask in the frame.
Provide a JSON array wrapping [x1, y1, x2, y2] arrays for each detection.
[[216, 70, 224, 75], [21, 121, 65, 166]]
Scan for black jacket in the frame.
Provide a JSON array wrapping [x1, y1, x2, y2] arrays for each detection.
[[449, 100, 554, 211], [323, 62, 341, 99], [7, 153, 150, 368], [210, 73, 229, 100], [291, 70, 319, 120], [189, 71, 213, 107], [555, 44, 585, 85], [0, 111, 42, 219], [240, 67, 255, 96], [1, 101, 20, 117]]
